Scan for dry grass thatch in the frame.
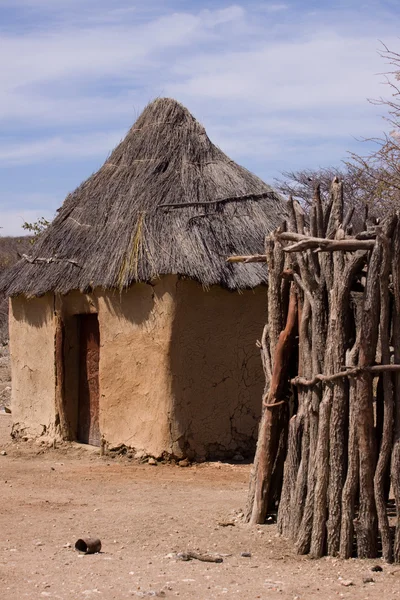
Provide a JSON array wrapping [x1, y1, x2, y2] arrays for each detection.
[[0, 98, 286, 296]]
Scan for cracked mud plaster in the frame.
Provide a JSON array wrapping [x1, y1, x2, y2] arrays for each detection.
[[9, 276, 267, 459], [168, 279, 266, 460], [9, 294, 57, 438], [96, 277, 176, 457]]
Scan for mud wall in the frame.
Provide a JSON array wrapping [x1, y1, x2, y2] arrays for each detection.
[[9, 277, 266, 458], [95, 278, 176, 457], [169, 280, 266, 460], [9, 294, 56, 437]]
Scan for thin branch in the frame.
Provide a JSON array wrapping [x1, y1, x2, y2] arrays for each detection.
[[342, 206, 355, 231], [157, 192, 274, 210], [228, 238, 374, 262], [22, 254, 81, 268], [227, 255, 267, 263], [283, 238, 374, 253], [292, 364, 400, 387], [292, 273, 314, 308], [264, 399, 287, 408]]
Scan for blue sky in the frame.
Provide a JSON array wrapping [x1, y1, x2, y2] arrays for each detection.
[[0, 0, 399, 235]]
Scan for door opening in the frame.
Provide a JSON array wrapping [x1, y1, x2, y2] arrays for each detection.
[[77, 314, 100, 446]]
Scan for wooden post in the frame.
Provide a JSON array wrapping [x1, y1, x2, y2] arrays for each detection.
[[249, 285, 297, 524], [55, 314, 69, 439]]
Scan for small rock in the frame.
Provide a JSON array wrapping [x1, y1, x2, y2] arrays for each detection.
[[63, 543, 72, 548], [148, 457, 157, 465], [240, 552, 252, 558], [371, 565, 383, 572], [0, 451, 7, 456], [133, 591, 166, 598], [264, 580, 283, 590], [178, 459, 190, 468], [340, 580, 354, 587], [35, 541, 44, 547], [232, 454, 244, 462], [176, 552, 191, 561], [363, 577, 375, 584], [134, 450, 147, 460], [266, 516, 274, 523]]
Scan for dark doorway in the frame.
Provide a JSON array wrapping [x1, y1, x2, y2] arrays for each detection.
[[77, 314, 100, 446]]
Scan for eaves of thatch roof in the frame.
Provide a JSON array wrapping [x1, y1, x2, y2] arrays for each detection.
[[0, 98, 287, 297]]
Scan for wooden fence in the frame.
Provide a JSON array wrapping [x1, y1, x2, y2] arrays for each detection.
[[229, 178, 400, 562]]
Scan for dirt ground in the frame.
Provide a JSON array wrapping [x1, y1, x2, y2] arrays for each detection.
[[0, 415, 400, 600]]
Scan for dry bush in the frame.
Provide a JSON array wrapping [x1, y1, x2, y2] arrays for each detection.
[[347, 44, 400, 215], [274, 166, 372, 231], [276, 45, 400, 226]]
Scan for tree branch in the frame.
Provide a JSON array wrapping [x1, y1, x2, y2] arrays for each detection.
[[292, 364, 400, 387], [22, 254, 81, 268]]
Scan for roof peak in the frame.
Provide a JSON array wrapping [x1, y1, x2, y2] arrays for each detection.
[[0, 97, 287, 295], [125, 97, 202, 138]]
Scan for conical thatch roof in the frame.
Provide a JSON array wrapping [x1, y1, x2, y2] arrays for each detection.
[[1, 98, 286, 296]]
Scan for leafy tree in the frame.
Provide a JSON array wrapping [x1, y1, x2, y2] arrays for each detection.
[[22, 217, 50, 243]]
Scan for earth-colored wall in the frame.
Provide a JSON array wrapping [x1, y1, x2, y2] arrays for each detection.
[[56, 280, 176, 456], [95, 277, 176, 457], [169, 280, 266, 460], [9, 277, 266, 458], [9, 294, 56, 437]]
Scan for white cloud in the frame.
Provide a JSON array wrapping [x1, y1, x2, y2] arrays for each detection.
[[259, 3, 288, 12], [167, 32, 394, 110], [0, 0, 398, 236], [0, 5, 246, 128], [1, 7, 394, 130], [0, 130, 125, 166], [0, 7, 243, 88]]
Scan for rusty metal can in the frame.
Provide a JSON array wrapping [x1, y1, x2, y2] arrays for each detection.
[[74, 538, 102, 554]]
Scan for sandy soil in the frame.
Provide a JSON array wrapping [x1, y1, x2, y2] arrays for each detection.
[[0, 415, 399, 600]]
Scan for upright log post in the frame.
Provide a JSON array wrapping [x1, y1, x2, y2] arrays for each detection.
[[246, 228, 287, 522], [339, 293, 363, 558], [55, 313, 69, 439], [391, 218, 400, 562], [354, 239, 381, 558], [249, 285, 297, 524], [374, 220, 396, 562]]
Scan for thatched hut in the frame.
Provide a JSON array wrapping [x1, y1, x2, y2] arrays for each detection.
[[0, 98, 285, 459]]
